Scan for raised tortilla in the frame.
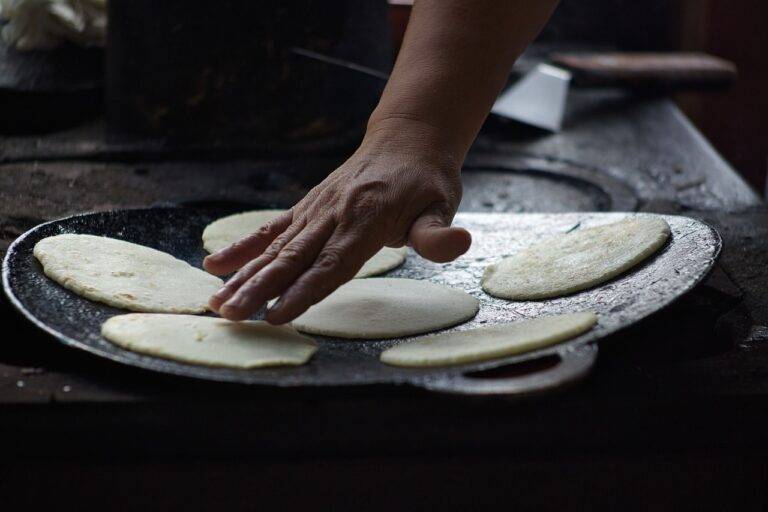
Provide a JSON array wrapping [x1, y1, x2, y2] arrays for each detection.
[[380, 312, 597, 367], [288, 277, 479, 339], [202, 210, 407, 278], [34, 234, 222, 313], [102, 314, 317, 368], [482, 217, 670, 300]]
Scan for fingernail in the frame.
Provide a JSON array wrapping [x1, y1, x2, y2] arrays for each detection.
[[213, 288, 231, 300], [211, 296, 229, 309], [266, 303, 285, 324], [269, 297, 283, 311], [219, 304, 241, 321], [227, 295, 246, 308]]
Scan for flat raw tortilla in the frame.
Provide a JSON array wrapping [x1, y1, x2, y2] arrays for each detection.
[[102, 314, 317, 368], [482, 217, 670, 300], [202, 210, 407, 278], [202, 210, 285, 254], [380, 312, 597, 367], [289, 278, 479, 339], [34, 234, 222, 313], [355, 246, 408, 278]]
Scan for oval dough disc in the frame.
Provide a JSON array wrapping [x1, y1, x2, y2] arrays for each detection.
[[34, 234, 222, 313], [381, 312, 597, 367], [289, 278, 479, 339], [202, 210, 407, 278], [355, 246, 408, 278], [102, 314, 317, 368], [202, 210, 285, 254], [482, 217, 670, 300]]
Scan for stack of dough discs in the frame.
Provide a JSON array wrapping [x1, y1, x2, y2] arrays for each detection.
[[202, 210, 407, 278], [380, 312, 597, 367], [102, 314, 317, 368], [34, 234, 222, 313], [289, 278, 479, 339], [482, 217, 670, 300]]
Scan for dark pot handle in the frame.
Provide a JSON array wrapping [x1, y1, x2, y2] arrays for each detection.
[[414, 343, 598, 396]]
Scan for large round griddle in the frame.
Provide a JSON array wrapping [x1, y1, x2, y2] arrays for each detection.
[[3, 208, 720, 395]]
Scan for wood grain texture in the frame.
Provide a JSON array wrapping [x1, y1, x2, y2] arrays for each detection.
[[551, 52, 737, 89]]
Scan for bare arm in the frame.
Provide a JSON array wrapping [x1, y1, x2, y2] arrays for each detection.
[[205, 0, 559, 323], [371, 0, 559, 161]]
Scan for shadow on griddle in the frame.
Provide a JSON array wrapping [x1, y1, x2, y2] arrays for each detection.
[[466, 354, 561, 380]]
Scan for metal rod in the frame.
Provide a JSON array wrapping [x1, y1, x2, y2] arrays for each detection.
[[290, 46, 390, 81]]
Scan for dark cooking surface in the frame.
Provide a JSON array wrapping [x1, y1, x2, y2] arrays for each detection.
[[0, 153, 637, 236], [1, 85, 767, 484], [4, 209, 719, 391]]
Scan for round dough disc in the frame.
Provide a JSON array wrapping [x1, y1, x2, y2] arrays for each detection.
[[381, 312, 597, 367], [355, 246, 408, 278], [289, 278, 479, 339], [482, 217, 670, 300], [202, 210, 285, 254], [202, 210, 407, 278], [34, 234, 222, 313], [102, 314, 317, 368]]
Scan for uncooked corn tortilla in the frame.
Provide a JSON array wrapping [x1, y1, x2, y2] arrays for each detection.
[[34, 234, 222, 313], [202, 210, 407, 278], [380, 312, 597, 367], [288, 278, 479, 339], [102, 314, 317, 368], [482, 217, 670, 300], [202, 210, 285, 254], [355, 246, 408, 278]]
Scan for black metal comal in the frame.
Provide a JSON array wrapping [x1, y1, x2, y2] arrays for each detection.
[[3, 208, 719, 395]]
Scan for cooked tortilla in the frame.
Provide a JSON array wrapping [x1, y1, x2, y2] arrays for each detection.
[[34, 234, 222, 313], [102, 314, 317, 368], [202, 210, 407, 278], [381, 312, 597, 367], [482, 217, 670, 300], [289, 278, 479, 339]]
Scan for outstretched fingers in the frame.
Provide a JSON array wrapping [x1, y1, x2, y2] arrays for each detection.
[[208, 216, 306, 312], [218, 220, 336, 321], [203, 211, 293, 276], [265, 228, 378, 324]]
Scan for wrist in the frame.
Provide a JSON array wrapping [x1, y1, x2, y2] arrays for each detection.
[[361, 114, 464, 172]]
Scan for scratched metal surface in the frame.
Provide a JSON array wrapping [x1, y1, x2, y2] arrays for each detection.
[[3, 208, 720, 390]]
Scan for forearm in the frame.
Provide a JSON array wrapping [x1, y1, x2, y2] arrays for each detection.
[[368, 0, 558, 161], [209, 0, 559, 323]]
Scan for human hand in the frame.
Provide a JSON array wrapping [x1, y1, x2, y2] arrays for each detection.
[[204, 119, 472, 324]]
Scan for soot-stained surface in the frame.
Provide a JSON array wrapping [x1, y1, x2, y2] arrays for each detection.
[[4, 208, 719, 393]]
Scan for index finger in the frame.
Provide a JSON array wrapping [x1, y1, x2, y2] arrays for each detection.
[[203, 211, 293, 276], [265, 227, 380, 324]]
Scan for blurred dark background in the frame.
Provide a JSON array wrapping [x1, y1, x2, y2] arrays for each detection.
[[673, 0, 768, 194], [536, 0, 767, 192], [392, 0, 768, 192]]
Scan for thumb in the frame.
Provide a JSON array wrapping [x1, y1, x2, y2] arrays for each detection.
[[408, 207, 471, 263]]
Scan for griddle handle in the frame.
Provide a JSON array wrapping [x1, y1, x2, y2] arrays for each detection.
[[417, 343, 598, 396], [550, 52, 737, 91]]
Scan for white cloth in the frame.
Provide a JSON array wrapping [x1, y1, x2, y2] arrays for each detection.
[[0, 0, 106, 50]]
